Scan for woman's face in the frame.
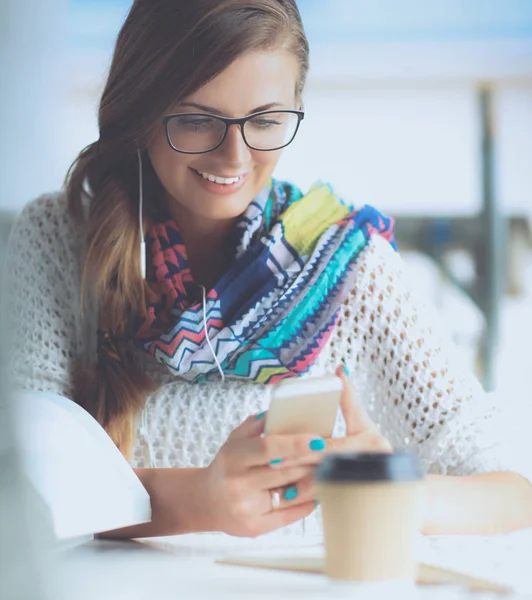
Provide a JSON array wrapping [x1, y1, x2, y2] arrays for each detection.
[[148, 50, 300, 225]]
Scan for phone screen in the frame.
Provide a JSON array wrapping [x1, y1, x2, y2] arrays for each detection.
[[264, 375, 342, 437]]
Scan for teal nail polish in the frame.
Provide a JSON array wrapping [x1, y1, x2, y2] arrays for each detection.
[[284, 486, 298, 501], [310, 438, 326, 451], [256, 411, 265, 420], [270, 458, 283, 466], [314, 500, 319, 508], [343, 363, 350, 376]]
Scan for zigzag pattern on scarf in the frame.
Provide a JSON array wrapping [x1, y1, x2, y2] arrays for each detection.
[[166, 230, 359, 382]]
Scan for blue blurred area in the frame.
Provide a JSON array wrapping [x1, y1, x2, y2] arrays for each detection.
[[298, 0, 532, 43], [69, 0, 532, 51], [68, 0, 131, 52]]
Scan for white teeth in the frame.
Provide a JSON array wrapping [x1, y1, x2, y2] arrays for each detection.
[[197, 170, 242, 185]]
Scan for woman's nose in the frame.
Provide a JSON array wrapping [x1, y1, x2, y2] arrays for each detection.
[[217, 123, 252, 163]]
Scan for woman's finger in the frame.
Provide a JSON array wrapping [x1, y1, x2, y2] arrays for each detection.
[[249, 465, 315, 491], [326, 429, 393, 454], [336, 364, 376, 435], [229, 432, 327, 468], [270, 429, 392, 469], [268, 473, 317, 512], [227, 411, 267, 441]]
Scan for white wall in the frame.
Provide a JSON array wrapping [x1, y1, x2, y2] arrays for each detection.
[[276, 84, 481, 215], [497, 86, 532, 212], [275, 82, 532, 216]]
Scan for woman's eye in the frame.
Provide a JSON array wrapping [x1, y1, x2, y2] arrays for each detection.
[[176, 117, 215, 129], [249, 118, 282, 128]]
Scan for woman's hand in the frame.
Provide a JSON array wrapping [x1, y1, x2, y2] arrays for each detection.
[[327, 364, 393, 454], [260, 366, 393, 513], [203, 365, 391, 538], [203, 414, 326, 537]]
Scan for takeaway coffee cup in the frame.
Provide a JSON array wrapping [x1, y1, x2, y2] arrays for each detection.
[[316, 452, 424, 583]]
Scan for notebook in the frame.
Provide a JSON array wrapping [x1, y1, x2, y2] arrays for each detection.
[[13, 390, 152, 544]]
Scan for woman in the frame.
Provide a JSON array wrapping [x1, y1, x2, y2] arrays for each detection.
[[5, 0, 532, 539]]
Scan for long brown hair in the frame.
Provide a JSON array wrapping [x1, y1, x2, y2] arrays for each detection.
[[66, 0, 309, 457]]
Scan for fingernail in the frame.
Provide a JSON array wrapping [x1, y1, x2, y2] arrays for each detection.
[[270, 458, 283, 466], [314, 500, 319, 508], [343, 363, 350, 376], [309, 438, 326, 451], [256, 411, 265, 420], [284, 486, 298, 501]]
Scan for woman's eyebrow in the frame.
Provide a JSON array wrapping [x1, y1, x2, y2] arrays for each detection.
[[177, 101, 284, 115]]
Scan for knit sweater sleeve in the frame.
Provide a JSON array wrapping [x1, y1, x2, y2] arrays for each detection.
[[2, 194, 83, 399], [331, 235, 532, 482]]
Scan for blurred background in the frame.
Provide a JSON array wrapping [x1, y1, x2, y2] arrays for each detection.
[[1, 0, 531, 395]]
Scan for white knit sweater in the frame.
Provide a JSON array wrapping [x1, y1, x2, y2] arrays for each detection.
[[4, 193, 530, 538]]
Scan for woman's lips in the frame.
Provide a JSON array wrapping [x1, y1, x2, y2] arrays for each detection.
[[191, 168, 248, 194]]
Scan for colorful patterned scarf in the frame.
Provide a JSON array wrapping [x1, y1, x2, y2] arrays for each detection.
[[134, 180, 395, 384]]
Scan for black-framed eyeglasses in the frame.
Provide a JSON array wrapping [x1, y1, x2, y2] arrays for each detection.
[[162, 109, 305, 154]]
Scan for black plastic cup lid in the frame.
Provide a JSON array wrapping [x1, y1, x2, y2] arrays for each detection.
[[316, 452, 423, 483]]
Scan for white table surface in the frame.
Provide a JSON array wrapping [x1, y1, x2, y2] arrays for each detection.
[[51, 529, 532, 600]]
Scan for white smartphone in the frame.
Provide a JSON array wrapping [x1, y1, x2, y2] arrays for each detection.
[[264, 375, 342, 437]]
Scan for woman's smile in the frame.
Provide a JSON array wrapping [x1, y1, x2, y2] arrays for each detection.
[[190, 167, 249, 195]]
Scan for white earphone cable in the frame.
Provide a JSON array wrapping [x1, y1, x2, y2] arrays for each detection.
[[137, 149, 146, 279], [201, 285, 225, 382]]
